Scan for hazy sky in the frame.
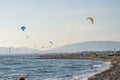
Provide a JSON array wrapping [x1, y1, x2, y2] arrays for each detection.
[[0, 0, 120, 50]]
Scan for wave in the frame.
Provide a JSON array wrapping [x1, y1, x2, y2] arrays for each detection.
[[70, 61, 111, 80], [41, 61, 111, 80]]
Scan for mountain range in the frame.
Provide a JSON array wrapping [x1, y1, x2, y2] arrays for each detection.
[[0, 41, 120, 54], [43, 41, 120, 53]]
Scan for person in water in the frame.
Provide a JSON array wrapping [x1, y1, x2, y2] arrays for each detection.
[[18, 75, 25, 80]]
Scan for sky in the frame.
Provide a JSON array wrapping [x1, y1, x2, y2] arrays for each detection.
[[0, 0, 120, 50]]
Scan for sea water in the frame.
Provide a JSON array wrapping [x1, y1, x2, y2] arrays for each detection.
[[0, 54, 110, 80]]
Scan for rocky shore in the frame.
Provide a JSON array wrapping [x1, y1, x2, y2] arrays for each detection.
[[88, 56, 120, 80]]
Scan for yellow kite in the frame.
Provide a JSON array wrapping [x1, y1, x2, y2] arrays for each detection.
[[87, 17, 94, 24]]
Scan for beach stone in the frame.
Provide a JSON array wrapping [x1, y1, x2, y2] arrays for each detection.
[[118, 63, 120, 65], [88, 75, 97, 80], [111, 59, 119, 65]]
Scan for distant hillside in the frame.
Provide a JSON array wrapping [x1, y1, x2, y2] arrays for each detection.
[[0, 41, 120, 54], [43, 41, 120, 53], [0, 47, 40, 54]]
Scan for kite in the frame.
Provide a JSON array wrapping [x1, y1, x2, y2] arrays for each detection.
[[49, 41, 53, 45], [87, 17, 94, 24], [8, 47, 12, 53], [26, 36, 29, 39], [21, 26, 26, 31]]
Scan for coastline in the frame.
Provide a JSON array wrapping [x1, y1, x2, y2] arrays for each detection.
[[79, 61, 111, 80], [36, 54, 120, 80], [86, 56, 120, 80]]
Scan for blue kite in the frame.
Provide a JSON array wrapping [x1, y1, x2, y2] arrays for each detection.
[[21, 26, 26, 31]]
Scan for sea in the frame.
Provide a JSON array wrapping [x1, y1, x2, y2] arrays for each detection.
[[0, 54, 110, 80]]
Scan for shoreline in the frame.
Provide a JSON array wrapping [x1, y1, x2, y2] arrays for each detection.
[[86, 56, 120, 80], [36, 54, 120, 80], [80, 61, 111, 80]]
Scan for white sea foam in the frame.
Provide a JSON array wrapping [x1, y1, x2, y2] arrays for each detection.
[[41, 61, 111, 80], [93, 64, 101, 68], [70, 61, 111, 80]]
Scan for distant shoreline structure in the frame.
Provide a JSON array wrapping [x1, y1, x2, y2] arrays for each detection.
[[36, 50, 120, 59]]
